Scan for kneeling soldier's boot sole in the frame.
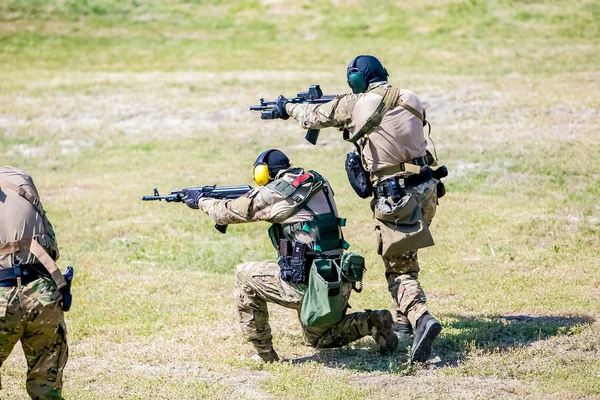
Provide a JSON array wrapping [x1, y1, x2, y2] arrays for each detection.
[[410, 317, 441, 363]]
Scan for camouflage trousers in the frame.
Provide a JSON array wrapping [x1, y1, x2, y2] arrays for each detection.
[[234, 260, 375, 356], [0, 277, 68, 400], [376, 180, 438, 328]]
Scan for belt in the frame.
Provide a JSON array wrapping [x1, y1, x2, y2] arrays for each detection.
[[305, 251, 342, 260], [0, 264, 44, 287], [374, 168, 433, 198], [372, 156, 433, 180]]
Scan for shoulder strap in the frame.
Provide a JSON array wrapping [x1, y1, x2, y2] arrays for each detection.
[[343, 87, 400, 144], [0, 180, 46, 217], [397, 100, 423, 122]]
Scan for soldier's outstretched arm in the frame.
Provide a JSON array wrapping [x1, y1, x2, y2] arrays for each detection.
[[197, 187, 277, 226], [286, 94, 358, 130]]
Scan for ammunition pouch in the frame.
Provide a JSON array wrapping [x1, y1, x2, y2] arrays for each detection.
[[436, 181, 446, 199], [278, 240, 309, 284], [373, 194, 434, 256], [300, 257, 346, 328], [432, 165, 448, 199], [340, 252, 366, 293], [345, 150, 373, 199]]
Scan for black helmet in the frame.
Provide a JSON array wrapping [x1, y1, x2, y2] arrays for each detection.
[[253, 149, 291, 186], [347, 55, 389, 94]]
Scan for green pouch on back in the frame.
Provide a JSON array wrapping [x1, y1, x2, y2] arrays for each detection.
[[340, 252, 365, 283], [300, 259, 346, 328]]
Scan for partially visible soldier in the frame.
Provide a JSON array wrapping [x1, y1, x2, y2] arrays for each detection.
[[270, 55, 443, 363], [0, 166, 69, 400], [180, 150, 397, 362]]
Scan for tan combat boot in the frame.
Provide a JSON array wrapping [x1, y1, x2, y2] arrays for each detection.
[[369, 310, 398, 355]]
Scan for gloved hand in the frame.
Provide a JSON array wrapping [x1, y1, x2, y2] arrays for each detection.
[[180, 189, 202, 209], [272, 95, 290, 120]]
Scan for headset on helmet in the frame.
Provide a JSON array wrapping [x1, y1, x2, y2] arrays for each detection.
[[253, 149, 291, 186], [347, 55, 389, 94]]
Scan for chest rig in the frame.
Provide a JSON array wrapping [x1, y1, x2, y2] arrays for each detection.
[[266, 171, 349, 284]]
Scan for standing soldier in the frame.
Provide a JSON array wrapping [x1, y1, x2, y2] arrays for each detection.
[[269, 55, 444, 363], [0, 166, 70, 400], [180, 150, 397, 362]]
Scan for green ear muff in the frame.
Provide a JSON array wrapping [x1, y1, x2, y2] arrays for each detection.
[[348, 72, 368, 94]]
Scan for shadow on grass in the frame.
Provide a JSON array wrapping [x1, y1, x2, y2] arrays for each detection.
[[288, 313, 593, 373], [435, 313, 594, 366], [288, 341, 413, 374]]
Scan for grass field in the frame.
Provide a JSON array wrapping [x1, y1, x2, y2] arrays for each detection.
[[1, 0, 599, 399]]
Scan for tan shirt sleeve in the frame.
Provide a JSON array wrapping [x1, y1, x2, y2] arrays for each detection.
[[197, 187, 279, 225], [286, 94, 359, 130]]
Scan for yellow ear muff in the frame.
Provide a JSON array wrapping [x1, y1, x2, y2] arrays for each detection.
[[254, 164, 271, 186]]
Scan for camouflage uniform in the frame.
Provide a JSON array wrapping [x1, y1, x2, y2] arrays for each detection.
[[287, 82, 438, 328], [0, 166, 68, 400], [198, 167, 394, 358]]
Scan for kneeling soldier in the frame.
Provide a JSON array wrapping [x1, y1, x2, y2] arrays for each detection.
[[181, 150, 397, 362], [0, 166, 70, 400]]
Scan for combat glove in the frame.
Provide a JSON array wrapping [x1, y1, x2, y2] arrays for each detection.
[[180, 189, 202, 209], [272, 95, 290, 120]]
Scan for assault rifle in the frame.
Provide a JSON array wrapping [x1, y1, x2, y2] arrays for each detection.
[[250, 84, 337, 145], [142, 185, 252, 233]]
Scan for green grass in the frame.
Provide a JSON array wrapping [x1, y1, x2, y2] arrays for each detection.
[[0, 0, 599, 399]]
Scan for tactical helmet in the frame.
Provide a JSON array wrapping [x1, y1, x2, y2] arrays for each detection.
[[347, 55, 389, 94], [253, 149, 291, 186]]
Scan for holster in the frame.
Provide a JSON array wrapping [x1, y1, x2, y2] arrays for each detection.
[[60, 266, 74, 312], [345, 150, 373, 199]]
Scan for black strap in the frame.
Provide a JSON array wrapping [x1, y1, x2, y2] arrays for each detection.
[[0, 264, 43, 285], [0, 274, 41, 287]]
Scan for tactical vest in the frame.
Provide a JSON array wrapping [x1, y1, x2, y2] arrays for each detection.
[[0, 180, 67, 289], [266, 170, 348, 254]]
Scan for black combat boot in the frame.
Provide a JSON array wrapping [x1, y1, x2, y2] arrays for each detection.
[[410, 313, 442, 363], [369, 310, 398, 355]]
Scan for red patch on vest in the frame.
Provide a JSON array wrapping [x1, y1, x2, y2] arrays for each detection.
[[292, 173, 312, 188]]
